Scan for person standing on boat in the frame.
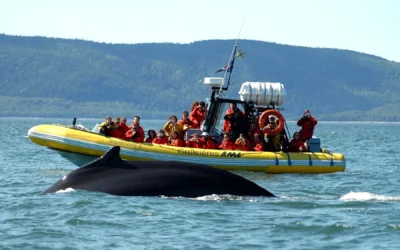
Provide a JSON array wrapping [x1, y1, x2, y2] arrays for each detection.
[[224, 108, 247, 141], [264, 116, 281, 152], [178, 111, 193, 128], [98, 116, 118, 136], [189, 101, 207, 129], [223, 103, 245, 133], [169, 131, 185, 147], [297, 109, 318, 142], [163, 115, 188, 139]]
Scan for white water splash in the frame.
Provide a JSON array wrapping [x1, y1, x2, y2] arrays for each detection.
[[56, 188, 76, 193], [340, 192, 400, 201]]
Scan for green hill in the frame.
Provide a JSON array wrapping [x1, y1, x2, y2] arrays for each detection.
[[1, 34, 400, 120]]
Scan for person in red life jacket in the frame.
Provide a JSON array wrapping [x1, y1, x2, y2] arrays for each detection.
[[223, 103, 245, 133], [127, 116, 145, 140], [177, 111, 193, 128], [252, 133, 264, 151], [288, 132, 307, 152], [200, 132, 218, 150], [297, 109, 318, 142], [224, 108, 247, 141], [189, 101, 207, 129], [219, 133, 236, 150], [152, 129, 169, 145], [118, 117, 130, 135], [145, 129, 157, 143], [234, 133, 251, 151], [108, 117, 123, 138], [124, 123, 145, 142], [248, 123, 261, 144], [169, 131, 185, 147], [98, 116, 118, 136], [190, 101, 199, 112], [186, 133, 203, 148]]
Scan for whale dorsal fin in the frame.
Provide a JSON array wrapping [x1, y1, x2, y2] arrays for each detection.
[[100, 146, 123, 164]]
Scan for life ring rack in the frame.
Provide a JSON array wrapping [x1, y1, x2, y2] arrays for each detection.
[[258, 109, 285, 136]]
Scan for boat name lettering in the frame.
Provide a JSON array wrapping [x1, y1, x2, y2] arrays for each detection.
[[221, 152, 242, 158], [108, 139, 142, 148], [178, 149, 219, 157]]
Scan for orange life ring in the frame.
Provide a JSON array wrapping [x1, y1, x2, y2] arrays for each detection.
[[258, 110, 285, 136]]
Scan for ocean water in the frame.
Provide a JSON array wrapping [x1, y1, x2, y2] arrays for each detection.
[[1, 117, 400, 250]]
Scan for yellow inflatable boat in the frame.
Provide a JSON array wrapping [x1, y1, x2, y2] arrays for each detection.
[[28, 124, 346, 173]]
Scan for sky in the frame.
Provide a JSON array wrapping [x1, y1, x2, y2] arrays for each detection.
[[1, 0, 399, 62]]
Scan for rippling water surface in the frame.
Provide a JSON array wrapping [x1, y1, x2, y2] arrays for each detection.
[[1, 118, 400, 249]]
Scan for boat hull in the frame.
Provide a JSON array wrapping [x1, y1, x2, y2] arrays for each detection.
[[28, 124, 346, 173]]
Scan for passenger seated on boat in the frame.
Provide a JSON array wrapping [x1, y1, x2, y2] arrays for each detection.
[[118, 117, 130, 135], [252, 133, 264, 152], [297, 109, 318, 142], [223, 108, 247, 141], [169, 131, 185, 147], [219, 133, 236, 150], [124, 123, 145, 142], [177, 111, 193, 128], [235, 133, 251, 151], [189, 101, 207, 129], [185, 133, 203, 148], [98, 116, 118, 136], [288, 132, 306, 152], [248, 122, 261, 144], [107, 117, 123, 138], [223, 103, 245, 133], [152, 129, 169, 145], [264, 116, 281, 152], [145, 129, 157, 143], [163, 115, 188, 139], [127, 116, 145, 140], [200, 132, 217, 150]]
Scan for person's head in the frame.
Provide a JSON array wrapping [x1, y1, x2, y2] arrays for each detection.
[[199, 101, 206, 112], [303, 109, 311, 118], [234, 109, 240, 117], [133, 116, 141, 124], [169, 115, 178, 124], [201, 131, 210, 139], [114, 117, 120, 124], [229, 103, 237, 110], [148, 129, 156, 138], [182, 111, 189, 119], [293, 132, 300, 139], [250, 123, 257, 131], [223, 133, 229, 141], [254, 133, 260, 142], [132, 124, 138, 131], [157, 129, 165, 137], [269, 116, 276, 122], [172, 131, 179, 139], [121, 117, 127, 124], [105, 116, 112, 124], [191, 101, 199, 111]]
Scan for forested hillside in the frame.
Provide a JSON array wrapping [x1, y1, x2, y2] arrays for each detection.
[[1, 34, 400, 120]]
